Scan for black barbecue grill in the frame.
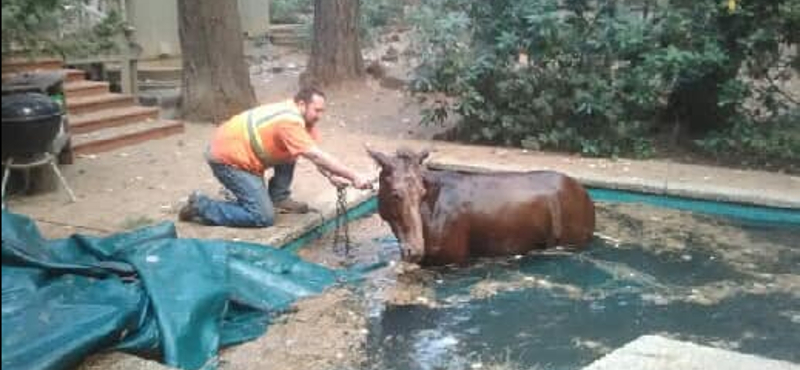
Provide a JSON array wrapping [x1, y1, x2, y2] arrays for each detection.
[[2, 71, 76, 205]]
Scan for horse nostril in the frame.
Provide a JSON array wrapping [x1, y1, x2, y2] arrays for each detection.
[[400, 247, 413, 260], [399, 246, 422, 264], [407, 252, 423, 264]]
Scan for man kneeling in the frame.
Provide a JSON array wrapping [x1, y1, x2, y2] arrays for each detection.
[[179, 87, 371, 227]]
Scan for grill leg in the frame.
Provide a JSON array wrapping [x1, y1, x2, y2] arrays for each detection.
[[49, 158, 77, 203], [2, 159, 13, 209]]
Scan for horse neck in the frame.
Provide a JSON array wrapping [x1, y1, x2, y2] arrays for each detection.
[[421, 168, 447, 204]]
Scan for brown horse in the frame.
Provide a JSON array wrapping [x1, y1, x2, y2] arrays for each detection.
[[367, 148, 595, 265]]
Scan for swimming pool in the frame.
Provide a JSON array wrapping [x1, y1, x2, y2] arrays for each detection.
[[296, 190, 800, 370]]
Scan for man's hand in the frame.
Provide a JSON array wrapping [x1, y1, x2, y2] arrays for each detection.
[[326, 173, 372, 190], [305, 148, 373, 190], [352, 175, 373, 190], [328, 175, 350, 189]]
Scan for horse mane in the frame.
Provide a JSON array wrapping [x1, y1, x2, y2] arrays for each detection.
[[395, 148, 419, 164]]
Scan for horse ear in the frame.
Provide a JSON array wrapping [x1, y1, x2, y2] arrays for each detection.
[[417, 149, 431, 164], [367, 148, 393, 169]]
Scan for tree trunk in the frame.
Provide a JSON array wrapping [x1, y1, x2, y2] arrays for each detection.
[[177, 0, 256, 123], [304, 0, 364, 87]]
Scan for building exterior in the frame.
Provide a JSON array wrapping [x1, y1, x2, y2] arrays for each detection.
[[128, 0, 270, 59]]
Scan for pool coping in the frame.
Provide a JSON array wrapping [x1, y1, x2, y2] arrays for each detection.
[[274, 191, 378, 249], [582, 335, 800, 370], [426, 161, 800, 210], [272, 158, 798, 251]]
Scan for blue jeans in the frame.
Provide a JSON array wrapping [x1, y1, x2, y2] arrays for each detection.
[[193, 161, 295, 227]]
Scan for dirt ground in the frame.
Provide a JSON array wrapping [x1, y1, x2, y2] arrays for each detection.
[[7, 41, 799, 370], [7, 55, 445, 241], [61, 44, 447, 370]]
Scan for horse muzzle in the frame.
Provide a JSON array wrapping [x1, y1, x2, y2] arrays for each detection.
[[399, 243, 424, 264]]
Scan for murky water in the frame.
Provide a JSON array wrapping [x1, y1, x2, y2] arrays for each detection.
[[348, 204, 800, 370]]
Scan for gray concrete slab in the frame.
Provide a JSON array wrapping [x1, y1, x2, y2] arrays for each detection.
[[419, 147, 800, 209], [582, 335, 800, 370]]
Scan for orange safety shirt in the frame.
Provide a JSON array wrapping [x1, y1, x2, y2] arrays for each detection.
[[209, 100, 320, 174]]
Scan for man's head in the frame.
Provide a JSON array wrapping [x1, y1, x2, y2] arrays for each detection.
[[294, 87, 326, 125]]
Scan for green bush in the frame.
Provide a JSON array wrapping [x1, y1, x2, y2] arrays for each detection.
[[410, 0, 799, 162], [270, 0, 312, 24], [271, 0, 404, 48], [2, 0, 124, 58], [695, 108, 800, 165], [2, 0, 61, 56], [361, 0, 405, 45]]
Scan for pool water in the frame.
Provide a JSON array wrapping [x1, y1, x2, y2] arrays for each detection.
[[360, 205, 800, 370]]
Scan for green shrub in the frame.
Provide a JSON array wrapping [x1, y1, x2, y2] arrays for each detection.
[[361, 0, 405, 45], [271, 0, 404, 48], [2, 0, 124, 58], [270, 0, 312, 24], [695, 108, 800, 165], [410, 0, 799, 162]]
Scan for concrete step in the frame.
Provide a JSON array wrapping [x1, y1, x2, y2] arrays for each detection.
[[271, 36, 306, 47], [105, 64, 183, 88], [268, 24, 306, 47], [64, 69, 87, 83], [69, 106, 160, 134], [2, 57, 63, 74], [1, 68, 86, 86], [67, 93, 135, 115], [139, 79, 182, 91], [64, 80, 110, 99], [139, 66, 183, 82], [269, 24, 305, 33], [72, 119, 185, 155]]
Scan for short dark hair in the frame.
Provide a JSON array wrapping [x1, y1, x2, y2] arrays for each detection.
[[294, 87, 326, 104]]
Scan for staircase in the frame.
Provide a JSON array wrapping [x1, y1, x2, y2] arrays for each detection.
[[268, 24, 306, 48], [2, 58, 185, 157]]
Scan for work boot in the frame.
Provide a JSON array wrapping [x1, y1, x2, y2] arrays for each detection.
[[274, 198, 310, 214], [178, 192, 203, 223]]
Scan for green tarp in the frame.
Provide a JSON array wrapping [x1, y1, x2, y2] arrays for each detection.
[[1, 210, 357, 370]]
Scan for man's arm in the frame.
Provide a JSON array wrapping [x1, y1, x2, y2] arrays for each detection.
[[317, 167, 349, 188], [302, 147, 372, 189], [302, 146, 357, 181]]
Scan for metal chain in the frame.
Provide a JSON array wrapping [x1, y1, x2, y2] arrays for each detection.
[[332, 186, 353, 257]]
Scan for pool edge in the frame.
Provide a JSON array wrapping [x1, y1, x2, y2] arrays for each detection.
[[427, 161, 800, 210], [279, 163, 800, 252]]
